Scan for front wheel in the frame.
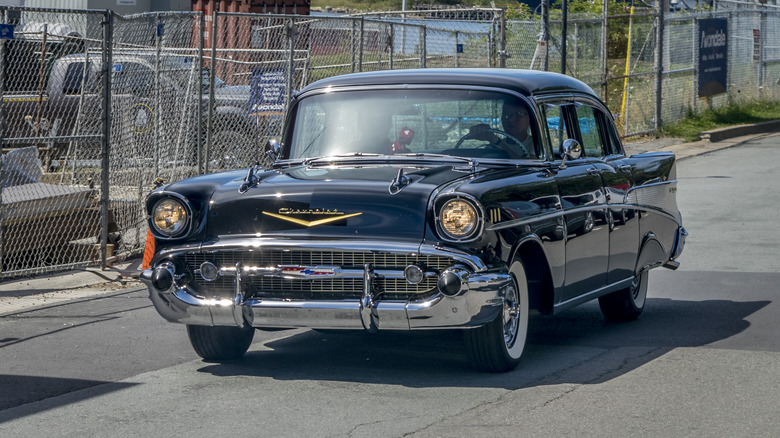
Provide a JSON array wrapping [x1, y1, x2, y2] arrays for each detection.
[[598, 270, 648, 321], [186, 325, 255, 361], [465, 261, 529, 372]]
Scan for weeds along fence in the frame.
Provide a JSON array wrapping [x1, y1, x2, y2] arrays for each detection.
[[1, 4, 779, 278]]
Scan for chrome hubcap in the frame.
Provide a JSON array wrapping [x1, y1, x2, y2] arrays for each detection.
[[503, 285, 519, 348]]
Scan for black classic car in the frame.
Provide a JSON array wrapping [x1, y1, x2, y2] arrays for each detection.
[[141, 69, 686, 372]]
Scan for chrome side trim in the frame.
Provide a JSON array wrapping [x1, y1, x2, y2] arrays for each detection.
[[486, 199, 681, 232], [486, 204, 605, 231], [553, 276, 634, 314]]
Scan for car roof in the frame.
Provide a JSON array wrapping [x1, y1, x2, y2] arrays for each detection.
[[298, 68, 597, 98]]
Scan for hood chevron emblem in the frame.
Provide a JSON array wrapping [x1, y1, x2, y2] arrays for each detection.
[[262, 211, 362, 227]]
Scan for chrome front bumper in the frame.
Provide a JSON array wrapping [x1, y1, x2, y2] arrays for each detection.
[[141, 246, 511, 331]]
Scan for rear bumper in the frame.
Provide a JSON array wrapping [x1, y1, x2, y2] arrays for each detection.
[[663, 226, 688, 270], [141, 245, 511, 331]]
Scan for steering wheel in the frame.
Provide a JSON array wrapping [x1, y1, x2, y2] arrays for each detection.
[[454, 128, 524, 151]]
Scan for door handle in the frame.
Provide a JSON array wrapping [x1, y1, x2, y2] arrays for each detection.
[[619, 165, 631, 172], [586, 167, 600, 176]]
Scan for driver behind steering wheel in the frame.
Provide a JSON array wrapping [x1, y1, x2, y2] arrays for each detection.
[[466, 101, 535, 159]]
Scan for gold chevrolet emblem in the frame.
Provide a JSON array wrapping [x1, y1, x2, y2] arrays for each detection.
[[263, 210, 362, 227]]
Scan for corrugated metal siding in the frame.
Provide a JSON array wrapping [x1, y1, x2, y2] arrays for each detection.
[[24, 0, 89, 9]]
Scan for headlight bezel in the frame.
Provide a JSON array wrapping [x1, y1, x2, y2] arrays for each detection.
[[149, 194, 192, 239], [435, 194, 484, 242]]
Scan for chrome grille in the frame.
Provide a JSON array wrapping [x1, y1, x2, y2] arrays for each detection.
[[178, 250, 453, 300], [184, 251, 452, 270]]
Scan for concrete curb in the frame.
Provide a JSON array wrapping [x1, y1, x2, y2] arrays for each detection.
[[0, 259, 143, 316], [699, 120, 780, 142], [624, 122, 780, 159]]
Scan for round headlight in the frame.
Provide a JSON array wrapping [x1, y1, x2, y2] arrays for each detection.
[[439, 198, 479, 240], [151, 198, 189, 237]]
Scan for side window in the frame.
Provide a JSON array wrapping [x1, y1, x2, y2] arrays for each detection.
[[597, 110, 623, 155], [62, 62, 97, 95], [112, 63, 154, 97], [543, 104, 572, 159], [574, 105, 607, 158]]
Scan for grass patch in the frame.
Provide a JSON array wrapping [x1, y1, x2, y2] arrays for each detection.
[[661, 101, 780, 141]]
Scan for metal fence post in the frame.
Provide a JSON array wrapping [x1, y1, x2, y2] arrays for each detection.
[[561, 0, 567, 75], [573, 22, 578, 77], [287, 17, 295, 102], [758, 8, 766, 99], [154, 13, 162, 176], [542, 0, 550, 71], [654, 0, 665, 132], [420, 27, 426, 68], [601, 0, 608, 99], [488, 24, 494, 68], [358, 17, 364, 72], [205, 10, 218, 174], [498, 9, 507, 68], [692, 15, 698, 115], [455, 31, 459, 68], [389, 23, 394, 70], [0, 8, 5, 272], [100, 11, 114, 270], [351, 18, 356, 73], [197, 12, 204, 174], [727, 12, 732, 106]]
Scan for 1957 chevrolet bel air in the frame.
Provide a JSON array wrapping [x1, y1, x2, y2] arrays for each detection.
[[141, 69, 686, 372]]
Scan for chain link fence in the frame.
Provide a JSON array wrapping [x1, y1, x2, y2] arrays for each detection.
[[2, 4, 780, 278]]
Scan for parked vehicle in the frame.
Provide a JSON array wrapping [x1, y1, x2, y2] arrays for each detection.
[[2, 46, 257, 169], [141, 68, 686, 372]]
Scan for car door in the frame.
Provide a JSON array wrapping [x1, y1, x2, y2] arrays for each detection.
[[570, 99, 639, 286], [541, 101, 609, 303]]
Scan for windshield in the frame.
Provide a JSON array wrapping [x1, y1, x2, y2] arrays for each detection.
[[285, 89, 542, 161]]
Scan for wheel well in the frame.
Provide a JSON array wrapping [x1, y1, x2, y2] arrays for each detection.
[[636, 232, 666, 273], [514, 240, 554, 315]]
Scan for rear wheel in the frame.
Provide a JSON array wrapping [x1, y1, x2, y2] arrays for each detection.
[[186, 325, 255, 361], [465, 261, 529, 372], [598, 270, 648, 321]]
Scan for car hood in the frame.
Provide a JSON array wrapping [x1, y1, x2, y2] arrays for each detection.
[[200, 164, 472, 242]]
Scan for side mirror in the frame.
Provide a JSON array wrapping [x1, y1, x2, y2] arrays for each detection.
[[264, 139, 280, 163], [560, 139, 582, 169]]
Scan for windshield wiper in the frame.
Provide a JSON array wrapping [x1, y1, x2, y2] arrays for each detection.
[[298, 127, 327, 158]]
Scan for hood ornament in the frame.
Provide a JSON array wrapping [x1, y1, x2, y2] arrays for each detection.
[[239, 162, 263, 193], [389, 168, 411, 194]]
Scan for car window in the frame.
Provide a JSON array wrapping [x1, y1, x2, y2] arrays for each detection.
[[574, 105, 607, 158], [62, 61, 93, 95], [286, 89, 540, 160], [543, 104, 573, 159], [597, 110, 623, 155], [112, 62, 154, 96]]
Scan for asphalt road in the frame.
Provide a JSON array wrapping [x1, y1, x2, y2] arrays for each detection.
[[1, 135, 779, 437]]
